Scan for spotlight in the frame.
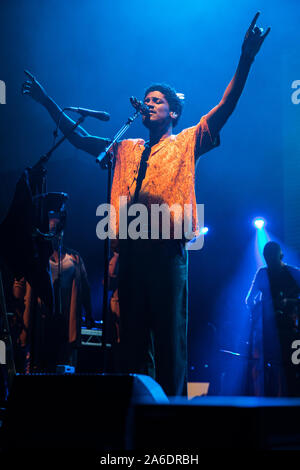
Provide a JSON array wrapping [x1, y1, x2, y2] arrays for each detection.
[[200, 227, 209, 235], [253, 218, 265, 229]]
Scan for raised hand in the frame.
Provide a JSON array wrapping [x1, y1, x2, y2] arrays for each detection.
[[22, 70, 48, 105], [242, 12, 270, 60]]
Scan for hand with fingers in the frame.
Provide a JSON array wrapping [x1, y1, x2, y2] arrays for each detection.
[[242, 12, 271, 61], [22, 70, 49, 105]]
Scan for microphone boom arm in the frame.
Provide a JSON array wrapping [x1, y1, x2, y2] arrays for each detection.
[[96, 109, 140, 169], [34, 115, 86, 169]]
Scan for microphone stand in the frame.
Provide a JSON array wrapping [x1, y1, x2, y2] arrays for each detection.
[[33, 116, 85, 170], [57, 229, 64, 318], [28, 116, 85, 371], [96, 109, 140, 373]]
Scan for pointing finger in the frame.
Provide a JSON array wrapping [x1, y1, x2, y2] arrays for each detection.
[[249, 11, 260, 31], [24, 69, 36, 81]]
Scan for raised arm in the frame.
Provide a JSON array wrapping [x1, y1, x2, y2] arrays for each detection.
[[206, 12, 270, 139], [22, 70, 109, 157]]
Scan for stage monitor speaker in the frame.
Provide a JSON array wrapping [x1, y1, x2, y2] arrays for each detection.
[[1, 373, 168, 450], [133, 396, 300, 450]]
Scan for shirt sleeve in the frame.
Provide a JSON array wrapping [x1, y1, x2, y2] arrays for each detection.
[[177, 116, 220, 161], [109, 141, 123, 253], [194, 115, 220, 160]]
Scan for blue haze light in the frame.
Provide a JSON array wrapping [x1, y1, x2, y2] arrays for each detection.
[[253, 217, 266, 230], [253, 217, 270, 265]]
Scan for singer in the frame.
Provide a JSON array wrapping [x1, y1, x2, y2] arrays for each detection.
[[22, 13, 270, 396]]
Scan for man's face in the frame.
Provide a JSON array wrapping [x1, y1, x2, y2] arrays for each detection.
[[49, 217, 60, 233], [142, 91, 173, 128]]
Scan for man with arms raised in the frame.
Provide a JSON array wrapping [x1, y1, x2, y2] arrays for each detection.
[[22, 13, 270, 396]]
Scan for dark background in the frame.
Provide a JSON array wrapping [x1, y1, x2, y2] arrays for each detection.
[[1, 0, 299, 386]]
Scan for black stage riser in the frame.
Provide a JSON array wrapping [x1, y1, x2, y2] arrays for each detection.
[[133, 399, 300, 450], [2, 374, 300, 450], [1, 373, 167, 450]]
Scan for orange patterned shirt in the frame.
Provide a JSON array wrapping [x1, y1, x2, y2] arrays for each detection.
[[110, 115, 219, 248]]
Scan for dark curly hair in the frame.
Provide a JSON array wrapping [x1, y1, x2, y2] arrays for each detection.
[[143, 83, 184, 127]]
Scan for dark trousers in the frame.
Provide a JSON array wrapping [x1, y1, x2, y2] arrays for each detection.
[[118, 239, 188, 397]]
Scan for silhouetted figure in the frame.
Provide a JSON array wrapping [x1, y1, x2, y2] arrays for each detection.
[[12, 212, 94, 372], [246, 241, 300, 396]]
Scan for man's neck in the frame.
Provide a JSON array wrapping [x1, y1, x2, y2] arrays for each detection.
[[148, 124, 172, 147], [267, 261, 285, 270], [51, 249, 65, 263]]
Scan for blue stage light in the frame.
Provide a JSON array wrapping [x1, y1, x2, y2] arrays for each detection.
[[253, 217, 265, 229], [200, 226, 209, 234]]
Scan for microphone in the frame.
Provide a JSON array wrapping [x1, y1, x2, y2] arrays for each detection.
[[64, 107, 110, 121], [130, 97, 150, 116]]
